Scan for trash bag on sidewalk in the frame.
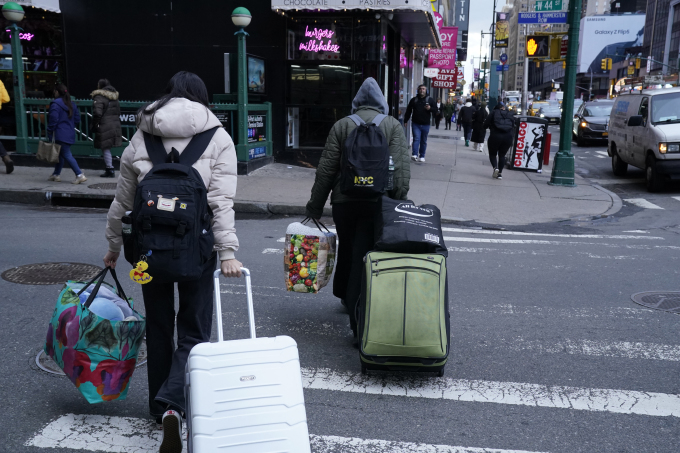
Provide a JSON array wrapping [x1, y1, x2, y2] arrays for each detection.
[[374, 196, 448, 257], [44, 267, 146, 404], [285, 219, 337, 293]]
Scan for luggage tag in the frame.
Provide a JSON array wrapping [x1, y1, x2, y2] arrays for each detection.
[[130, 252, 153, 284]]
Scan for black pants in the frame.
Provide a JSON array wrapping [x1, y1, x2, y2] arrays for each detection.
[[0, 141, 7, 158], [332, 201, 378, 334], [142, 255, 216, 416], [488, 135, 513, 173], [435, 116, 441, 129], [444, 117, 452, 129], [462, 122, 472, 141]]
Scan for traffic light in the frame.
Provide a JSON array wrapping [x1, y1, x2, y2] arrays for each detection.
[[607, 58, 612, 70], [635, 58, 641, 69], [562, 60, 566, 69], [526, 35, 550, 58], [550, 38, 561, 60], [536, 61, 540, 68], [601, 58, 607, 70]]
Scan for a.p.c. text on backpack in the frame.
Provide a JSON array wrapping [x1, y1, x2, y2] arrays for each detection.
[[340, 114, 390, 198], [122, 127, 218, 281]]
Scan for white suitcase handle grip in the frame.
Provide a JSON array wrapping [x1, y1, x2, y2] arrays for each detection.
[[213, 268, 256, 342]]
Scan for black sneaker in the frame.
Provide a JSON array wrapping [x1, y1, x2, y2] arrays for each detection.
[[100, 168, 116, 178], [497, 173, 503, 180], [160, 410, 183, 453]]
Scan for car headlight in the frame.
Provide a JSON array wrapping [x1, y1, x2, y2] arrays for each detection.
[[659, 143, 680, 153], [581, 121, 588, 128], [540, 114, 545, 117]]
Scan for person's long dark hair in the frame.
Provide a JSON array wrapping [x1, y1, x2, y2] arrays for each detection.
[[97, 78, 110, 90], [54, 84, 74, 118], [140, 72, 210, 120]]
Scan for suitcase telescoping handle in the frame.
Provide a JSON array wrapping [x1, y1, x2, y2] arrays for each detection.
[[213, 268, 256, 342]]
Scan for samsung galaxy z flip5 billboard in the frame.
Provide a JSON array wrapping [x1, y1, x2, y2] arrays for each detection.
[[578, 14, 645, 74]]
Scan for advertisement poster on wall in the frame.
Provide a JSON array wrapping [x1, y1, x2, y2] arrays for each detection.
[[495, 12, 509, 48], [247, 114, 266, 145], [428, 26, 458, 69], [577, 15, 645, 74]]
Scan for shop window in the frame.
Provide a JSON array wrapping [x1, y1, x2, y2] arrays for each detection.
[[354, 19, 382, 61], [287, 19, 352, 61]]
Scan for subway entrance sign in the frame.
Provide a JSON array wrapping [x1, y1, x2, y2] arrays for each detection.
[[526, 35, 550, 58]]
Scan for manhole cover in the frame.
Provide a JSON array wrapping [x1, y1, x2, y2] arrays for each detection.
[[1, 263, 102, 285], [631, 291, 680, 314], [89, 183, 117, 190], [36, 342, 147, 375]]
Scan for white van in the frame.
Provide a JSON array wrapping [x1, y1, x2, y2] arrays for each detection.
[[608, 88, 680, 191]]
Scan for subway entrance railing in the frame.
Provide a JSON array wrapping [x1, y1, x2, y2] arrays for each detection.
[[20, 98, 273, 163]]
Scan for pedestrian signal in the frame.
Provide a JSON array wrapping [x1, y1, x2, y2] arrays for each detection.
[[526, 36, 550, 58]]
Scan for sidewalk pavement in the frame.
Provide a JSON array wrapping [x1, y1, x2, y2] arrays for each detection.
[[0, 127, 620, 226]]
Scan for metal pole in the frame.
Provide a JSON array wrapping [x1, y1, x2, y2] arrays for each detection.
[[522, 57, 529, 113], [9, 22, 27, 154], [235, 28, 249, 162], [549, 0, 581, 187], [589, 67, 593, 100]]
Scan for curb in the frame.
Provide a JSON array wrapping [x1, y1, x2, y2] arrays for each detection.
[[592, 184, 623, 218], [0, 188, 331, 217]]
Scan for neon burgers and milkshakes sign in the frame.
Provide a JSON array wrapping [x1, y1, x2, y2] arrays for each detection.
[[299, 25, 340, 53]]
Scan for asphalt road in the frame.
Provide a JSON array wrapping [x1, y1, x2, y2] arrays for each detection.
[[1, 188, 679, 453]]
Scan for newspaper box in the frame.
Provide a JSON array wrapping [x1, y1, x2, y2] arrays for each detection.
[[506, 116, 548, 172]]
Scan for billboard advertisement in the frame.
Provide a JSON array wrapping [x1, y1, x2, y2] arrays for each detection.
[[509, 120, 546, 171], [495, 12, 509, 48], [577, 14, 645, 74], [428, 26, 458, 69]]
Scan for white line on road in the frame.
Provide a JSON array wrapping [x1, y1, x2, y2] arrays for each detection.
[[262, 248, 284, 254], [503, 338, 680, 362], [595, 151, 609, 158], [26, 415, 547, 453], [301, 368, 680, 417], [441, 227, 662, 240], [624, 198, 665, 209], [673, 196, 680, 203], [468, 304, 655, 320], [444, 236, 680, 250], [623, 230, 649, 233], [277, 237, 286, 242]]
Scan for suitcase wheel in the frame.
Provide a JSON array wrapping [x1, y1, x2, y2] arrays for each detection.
[[437, 367, 445, 377], [361, 361, 367, 375]]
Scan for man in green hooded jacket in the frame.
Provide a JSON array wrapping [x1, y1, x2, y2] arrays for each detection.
[[305, 77, 410, 339]]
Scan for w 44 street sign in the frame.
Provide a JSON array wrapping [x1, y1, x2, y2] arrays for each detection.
[[535, 0, 563, 11]]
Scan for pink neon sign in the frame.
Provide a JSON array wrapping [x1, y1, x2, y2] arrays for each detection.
[[299, 25, 340, 53], [6, 31, 34, 41]]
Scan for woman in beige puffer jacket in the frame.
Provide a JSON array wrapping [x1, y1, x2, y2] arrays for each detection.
[[102, 72, 241, 435]]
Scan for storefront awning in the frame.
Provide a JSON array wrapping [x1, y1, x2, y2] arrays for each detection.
[[0, 0, 60, 13], [271, 0, 441, 48]]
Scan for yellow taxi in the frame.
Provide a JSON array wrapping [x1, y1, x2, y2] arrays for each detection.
[[528, 101, 549, 116]]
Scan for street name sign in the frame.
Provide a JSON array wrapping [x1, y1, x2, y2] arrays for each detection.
[[518, 12, 567, 24], [535, 0, 563, 11]]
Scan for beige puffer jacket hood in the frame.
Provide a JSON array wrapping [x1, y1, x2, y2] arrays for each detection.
[[106, 98, 239, 260]]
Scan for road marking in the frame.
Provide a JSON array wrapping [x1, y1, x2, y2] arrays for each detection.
[[309, 434, 548, 453], [27, 414, 546, 453], [503, 338, 680, 362], [595, 151, 609, 158], [277, 237, 286, 242], [624, 198, 664, 210], [262, 248, 284, 254], [441, 227, 662, 240], [468, 304, 655, 320], [623, 230, 649, 233], [301, 368, 680, 417], [444, 236, 680, 250], [673, 197, 680, 202]]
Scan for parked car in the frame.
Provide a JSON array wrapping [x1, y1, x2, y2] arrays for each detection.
[[537, 105, 562, 125], [608, 87, 680, 191], [572, 99, 614, 146], [573, 98, 583, 112], [528, 101, 549, 116]]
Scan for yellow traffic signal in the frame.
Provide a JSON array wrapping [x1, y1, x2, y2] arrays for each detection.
[[635, 58, 641, 69], [601, 58, 607, 70], [536, 61, 540, 68], [607, 58, 612, 70], [562, 60, 566, 69]]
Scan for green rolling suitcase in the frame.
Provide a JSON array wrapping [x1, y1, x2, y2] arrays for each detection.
[[358, 251, 449, 376]]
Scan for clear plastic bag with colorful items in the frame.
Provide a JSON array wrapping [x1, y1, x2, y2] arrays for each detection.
[[285, 219, 337, 293]]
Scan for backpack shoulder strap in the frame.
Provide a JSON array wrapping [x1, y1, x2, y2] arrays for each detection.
[[143, 132, 168, 167], [347, 114, 365, 127], [179, 127, 220, 167], [372, 114, 387, 127]]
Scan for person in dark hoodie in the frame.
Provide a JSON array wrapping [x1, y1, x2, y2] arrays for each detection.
[[459, 100, 475, 147], [483, 102, 515, 180], [404, 84, 437, 163], [305, 77, 410, 343], [46, 84, 85, 184], [91, 78, 122, 178]]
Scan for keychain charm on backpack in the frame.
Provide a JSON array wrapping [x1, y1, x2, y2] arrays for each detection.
[[130, 254, 153, 284]]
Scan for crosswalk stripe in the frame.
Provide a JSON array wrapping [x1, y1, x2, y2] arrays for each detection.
[[441, 227, 663, 240], [445, 237, 680, 250], [673, 196, 680, 202], [301, 368, 680, 417], [595, 151, 609, 158], [624, 198, 664, 209], [26, 414, 547, 453], [262, 248, 284, 254]]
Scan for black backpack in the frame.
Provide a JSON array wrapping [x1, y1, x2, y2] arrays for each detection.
[[340, 113, 390, 198], [122, 127, 218, 281], [493, 110, 514, 133]]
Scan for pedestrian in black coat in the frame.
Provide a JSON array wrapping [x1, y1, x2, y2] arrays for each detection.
[[90, 79, 122, 178], [459, 101, 475, 146], [470, 102, 488, 152], [483, 102, 515, 180]]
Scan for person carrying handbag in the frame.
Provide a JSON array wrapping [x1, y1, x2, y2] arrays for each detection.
[[46, 84, 86, 184], [91, 78, 122, 178]]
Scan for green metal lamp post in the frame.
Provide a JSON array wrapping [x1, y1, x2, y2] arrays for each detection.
[[232, 7, 251, 162], [549, 0, 581, 187], [2, 2, 27, 154]]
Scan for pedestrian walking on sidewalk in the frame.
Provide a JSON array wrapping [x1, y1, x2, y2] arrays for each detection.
[[459, 100, 475, 147], [0, 79, 13, 174], [102, 71, 242, 451], [46, 84, 86, 184], [434, 98, 443, 129], [471, 101, 489, 152], [442, 101, 454, 130], [483, 102, 515, 180], [91, 79, 122, 178], [305, 77, 410, 344], [455, 100, 463, 131], [404, 84, 437, 162]]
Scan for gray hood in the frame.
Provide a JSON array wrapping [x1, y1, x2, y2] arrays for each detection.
[[351, 77, 388, 114]]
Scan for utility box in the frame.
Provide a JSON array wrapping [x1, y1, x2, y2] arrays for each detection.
[[506, 116, 548, 172]]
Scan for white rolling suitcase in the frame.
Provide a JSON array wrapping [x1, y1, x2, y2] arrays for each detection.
[[185, 268, 311, 453]]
